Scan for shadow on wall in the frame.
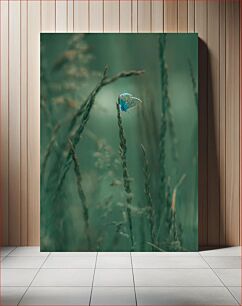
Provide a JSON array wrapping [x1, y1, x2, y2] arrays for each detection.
[[198, 38, 220, 250]]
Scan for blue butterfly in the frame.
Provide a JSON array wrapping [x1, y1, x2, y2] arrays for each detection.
[[118, 93, 142, 112]]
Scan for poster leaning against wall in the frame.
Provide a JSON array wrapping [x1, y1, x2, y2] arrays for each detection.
[[40, 33, 198, 252]]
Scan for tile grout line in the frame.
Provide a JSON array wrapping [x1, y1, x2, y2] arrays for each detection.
[[2, 246, 17, 257], [7, 247, 17, 256], [17, 251, 51, 306], [199, 253, 240, 305], [1, 246, 17, 262], [89, 251, 98, 306], [226, 286, 241, 305], [130, 252, 137, 306]]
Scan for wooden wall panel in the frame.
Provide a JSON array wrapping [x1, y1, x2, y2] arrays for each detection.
[[164, 0, 178, 32], [188, 0, 195, 32], [0, 0, 241, 247], [195, 0, 208, 247], [207, 0, 220, 246], [90, 1, 103, 32], [104, 0, 119, 32], [0, 0, 9, 245], [137, 0, 151, 32], [225, 0, 240, 246], [240, 0, 242, 248], [219, 0, 226, 247], [67, 0, 74, 32], [120, 0, 131, 32], [27, 1, 40, 245], [9, 0, 21, 245], [41, 0, 56, 32], [178, 0, 188, 32], [56, 0, 67, 32], [74, 0, 88, 32], [132, 0, 138, 32], [20, 0, 28, 246], [151, 0, 163, 33]]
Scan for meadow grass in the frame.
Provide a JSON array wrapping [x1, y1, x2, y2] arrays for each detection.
[[116, 102, 135, 251], [141, 144, 156, 250], [68, 138, 91, 249]]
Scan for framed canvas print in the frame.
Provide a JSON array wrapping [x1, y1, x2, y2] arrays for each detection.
[[40, 33, 198, 252]]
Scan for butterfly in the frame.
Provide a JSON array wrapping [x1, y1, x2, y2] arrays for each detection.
[[118, 93, 142, 112]]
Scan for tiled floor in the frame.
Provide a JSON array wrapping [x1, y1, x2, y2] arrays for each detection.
[[0, 246, 241, 305]]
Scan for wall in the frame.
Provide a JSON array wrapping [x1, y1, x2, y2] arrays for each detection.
[[0, 0, 240, 247]]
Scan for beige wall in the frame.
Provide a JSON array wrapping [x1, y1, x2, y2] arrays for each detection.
[[0, 0, 240, 247]]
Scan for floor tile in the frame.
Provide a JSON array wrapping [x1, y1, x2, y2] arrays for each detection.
[[203, 256, 241, 268], [132, 252, 199, 257], [136, 287, 238, 305], [1, 287, 27, 305], [42, 256, 96, 268], [20, 286, 91, 305], [98, 252, 130, 257], [31, 268, 94, 286], [50, 252, 97, 257], [91, 287, 136, 305], [1, 269, 38, 286], [94, 269, 134, 286], [9, 247, 49, 257], [2, 256, 46, 269], [214, 269, 241, 286], [96, 256, 132, 268], [132, 256, 209, 269], [134, 268, 223, 287], [0, 247, 16, 257], [228, 287, 241, 304], [200, 247, 240, 257]]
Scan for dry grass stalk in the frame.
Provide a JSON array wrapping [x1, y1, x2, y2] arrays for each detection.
[[68, 138, 91, 249], [158, 34, 168, 213], [167, 96, 178, 163], [140, 144, 156, 249], [188, 59, 198, 109], [116, 102, 135, 251], [171, 174, 186, 212], [146, 241, 165, 252], [41, 123, 61, 185]]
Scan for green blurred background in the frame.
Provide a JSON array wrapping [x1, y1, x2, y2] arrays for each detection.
[[40, 33, 198, 252]]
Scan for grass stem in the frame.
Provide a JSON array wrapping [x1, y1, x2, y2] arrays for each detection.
[[68, 139, 91, 250], [141, 144, 156, 249], [116, 102, 135, 251]]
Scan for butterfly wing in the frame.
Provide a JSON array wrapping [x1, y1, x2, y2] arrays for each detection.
[[118, 93, 132, 112], [119, 93, 142, 111], [126, 96, 142, 110], [119, 93, 132, 103]]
